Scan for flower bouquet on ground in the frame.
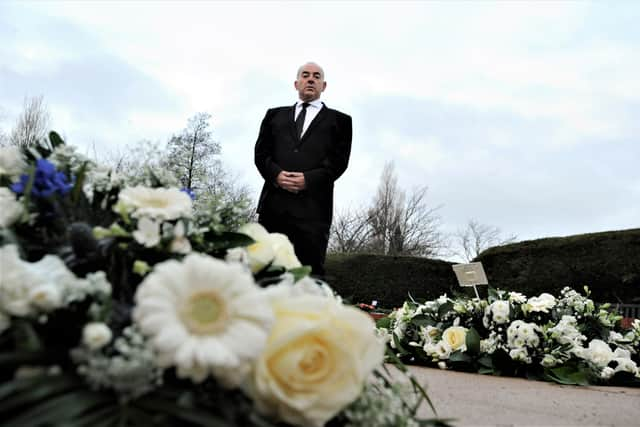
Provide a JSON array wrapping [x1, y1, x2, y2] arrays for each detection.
[[378, 286, 640, 387], [0, 133, 449, 427]]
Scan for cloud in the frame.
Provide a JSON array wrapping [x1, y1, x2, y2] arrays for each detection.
[[1, 1, 639, 249]]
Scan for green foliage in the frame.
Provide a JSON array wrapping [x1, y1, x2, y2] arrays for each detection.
[[325, 254, 462, 308], [476, 228, 640, 303]]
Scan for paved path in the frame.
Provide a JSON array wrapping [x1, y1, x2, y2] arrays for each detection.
[[402, 366, 640, 427]]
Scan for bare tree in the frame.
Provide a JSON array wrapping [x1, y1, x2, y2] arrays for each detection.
[[329, 207, 373, 253], [329, 161, 445, 257], [10, 96, 51, 148], [454, 219, 518, 261]]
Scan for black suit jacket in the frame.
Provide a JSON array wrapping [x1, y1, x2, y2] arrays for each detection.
[[254, 103, 352, 223]]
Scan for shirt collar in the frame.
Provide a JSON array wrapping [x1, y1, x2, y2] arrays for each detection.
[[296, 99, 323, 109]]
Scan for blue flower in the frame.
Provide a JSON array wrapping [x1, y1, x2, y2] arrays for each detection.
[[11, 158, 74, 197], [181, 187, 196, 200]]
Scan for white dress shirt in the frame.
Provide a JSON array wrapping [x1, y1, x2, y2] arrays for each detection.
[[294, 99, 324, 137]]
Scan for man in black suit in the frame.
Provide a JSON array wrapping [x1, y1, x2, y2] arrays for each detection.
[[254, 62, 352, 276]]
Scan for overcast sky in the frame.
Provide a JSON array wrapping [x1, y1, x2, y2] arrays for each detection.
[[1, 1, 639, 256]]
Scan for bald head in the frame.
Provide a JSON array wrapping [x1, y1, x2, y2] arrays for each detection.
[[294, 62, 327, 102], [296, 62, 325, 79]]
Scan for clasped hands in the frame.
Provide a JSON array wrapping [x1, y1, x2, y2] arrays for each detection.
[[277, 171, 306, 193]]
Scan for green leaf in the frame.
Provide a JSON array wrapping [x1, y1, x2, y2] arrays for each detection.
[[0, 375, 80, 417], [544, 366, 589, 386], [135, 394, 232, 427], [465, 327, 481, 354], [71, 161, 90, 204], [204, 231, 254, 251], [289, 265, 312, 281], [437, 302, 454, 318], [49, 131, 65, 148], [411, 314, 436, 327], [376, 316, 392, 329], [12, 319, 44, 352], [448, 351, 472, 363], [7, 390, 112, 426], [392, 333, 410, 357]]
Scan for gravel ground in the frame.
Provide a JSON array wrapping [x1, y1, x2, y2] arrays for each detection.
[[402, 366, 640, 427]]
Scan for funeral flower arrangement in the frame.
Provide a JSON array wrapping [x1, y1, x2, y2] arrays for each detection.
[[378, 286, 640, 387], [0, 133, 444, 427]]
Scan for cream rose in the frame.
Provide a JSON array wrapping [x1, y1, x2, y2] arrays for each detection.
[[248, 294, 385, 427], [442, 326, 468, 352]]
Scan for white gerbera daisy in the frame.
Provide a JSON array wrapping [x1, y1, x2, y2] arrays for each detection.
[[116, 186, 192, 220], [133, 253, 274, 386]]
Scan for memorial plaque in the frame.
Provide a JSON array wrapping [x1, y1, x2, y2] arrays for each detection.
[[452, 262, 488, 287]]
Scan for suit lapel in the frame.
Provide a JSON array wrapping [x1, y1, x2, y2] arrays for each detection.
[[300, 104, 329, 143]]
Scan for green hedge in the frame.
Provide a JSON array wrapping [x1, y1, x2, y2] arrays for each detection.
[[324, 254, 461, 308], [326, 228, 640, 308], [475, 228, 640, 304]]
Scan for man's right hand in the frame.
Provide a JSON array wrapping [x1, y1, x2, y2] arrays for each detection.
[[277, 171, 305, 193]]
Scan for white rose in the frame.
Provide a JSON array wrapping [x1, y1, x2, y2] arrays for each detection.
[[248, 294, 385, 427], [526, 293, 556, 313], [239, 223, 276, 272], [442, 326, 468, 352], [29, 283, 63, 311], [268, 233, 302, 270], [82, 322, 112, 350], [580, 339, 614, 368], [0, 188, 23, 228]]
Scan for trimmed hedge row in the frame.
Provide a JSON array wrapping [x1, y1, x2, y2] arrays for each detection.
[[324, 254, 461, 308], [475, 228, 640, 305], [325, 228, 640, 308]]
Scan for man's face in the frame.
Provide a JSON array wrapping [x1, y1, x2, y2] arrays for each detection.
[[294, 64, 326, 102]]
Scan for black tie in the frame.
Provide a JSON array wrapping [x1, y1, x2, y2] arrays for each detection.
[[295, 102, 309, 139]]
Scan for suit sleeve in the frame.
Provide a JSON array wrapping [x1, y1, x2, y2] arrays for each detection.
[[304, 112, 352, 192], [254, 109, 283, 186]]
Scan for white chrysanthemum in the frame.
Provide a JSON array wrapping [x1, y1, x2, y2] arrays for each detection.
[[507, 320, 541, 348], [83, 322, 113, 350], [133, 216, 161, 247], [133, 253, 273, 386], [485, 300, 510, 325], [508, 291, 527, 304], [0, 146, 26, 178], [548, 315, 586, 347], [0, 188, 23, 228], [116, 186, 192, 220]]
